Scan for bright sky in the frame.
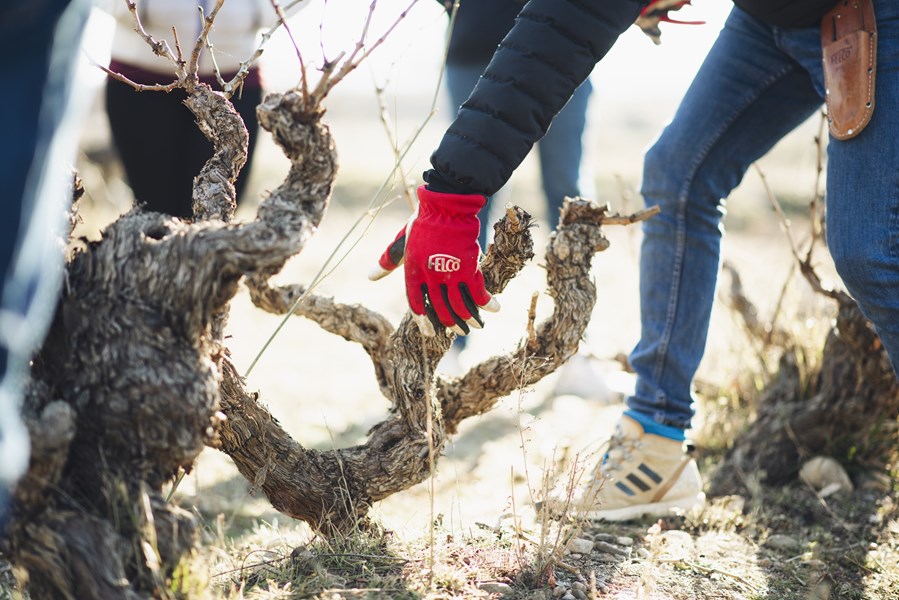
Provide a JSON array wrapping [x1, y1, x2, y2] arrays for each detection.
[[83, 0, 734, 103], [264, 0, 735, 102], [79, 0, 750, 192]]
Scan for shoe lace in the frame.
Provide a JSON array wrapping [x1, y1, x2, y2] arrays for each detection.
[[598, 429, 644, 476]]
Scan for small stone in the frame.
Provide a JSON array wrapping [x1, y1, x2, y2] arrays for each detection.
[[479, 582, 514, 597], [595, 554, 620, 563], [594, 533, 616, 543], [594, 541, 629, 556], [553, 584, 567, 597], [571, 581, 587, 592], [799, 457, 853, 496], [571, 590, 587, 600], [765, 534, 799, 551], [636, 547, 651, 559], [569, 553, 582, 560], [616, 536, 634, 547], [568, 538, 595, 554], [561, 594, 576, 600]]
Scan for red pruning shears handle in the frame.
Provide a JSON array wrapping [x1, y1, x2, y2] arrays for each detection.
[[641, 0, 705, 26]]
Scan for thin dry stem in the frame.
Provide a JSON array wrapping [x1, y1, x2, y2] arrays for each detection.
[[753, 163, 849, 303], [188, 0, 225, 80], [270, 0, 309, 99], [97, 63, 179, 92], [374, 84, 416, 211], [126, 0, 179, 68], [753, 164, 804, 263], [598, 204, 660, 225], [810, 110, 827, 244], [171, 26, 185, 67], [526, 292, 539, 349], [307, 0, 421, 105]]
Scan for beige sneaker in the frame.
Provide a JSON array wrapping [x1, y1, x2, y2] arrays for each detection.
[[547, 415, 705, 521]]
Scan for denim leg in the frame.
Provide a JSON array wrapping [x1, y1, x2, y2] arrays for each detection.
[[629, 8, 824, 429], [825, 0, 899, 374], [537, 78, 593, 232]]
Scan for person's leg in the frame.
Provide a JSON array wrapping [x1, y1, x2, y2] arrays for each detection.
[[554, 11, 829, 521], [536, 78, 594, 232], [825, 0, 899, 373], [628, 8, 824, 436], [105, 80, 196, 218]]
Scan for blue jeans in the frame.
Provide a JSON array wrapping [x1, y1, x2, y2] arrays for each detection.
[[629, 2, 899, 430], [444, 61, 593, 249]]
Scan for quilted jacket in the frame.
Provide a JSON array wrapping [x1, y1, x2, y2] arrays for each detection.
[[426, 0, 838, 197]]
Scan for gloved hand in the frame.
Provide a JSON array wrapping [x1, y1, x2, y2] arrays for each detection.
[[370, 186, 500, 337], [635, 0, 703, 45]]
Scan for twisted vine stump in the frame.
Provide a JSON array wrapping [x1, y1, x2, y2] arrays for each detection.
[[1, 85, 335, 599], [710, 283, 899, 496], [217, 200, 646, 535]]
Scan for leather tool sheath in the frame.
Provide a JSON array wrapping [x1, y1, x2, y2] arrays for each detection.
[[821, 0, 877, 140]]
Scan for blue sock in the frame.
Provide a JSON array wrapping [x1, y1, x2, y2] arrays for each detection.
[[623, 409, 686, 441]]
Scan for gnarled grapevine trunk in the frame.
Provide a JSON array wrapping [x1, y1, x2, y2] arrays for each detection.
[[3, 84, 336, 599], [710, 285, 899, 496], [217, 200, 626, 534]]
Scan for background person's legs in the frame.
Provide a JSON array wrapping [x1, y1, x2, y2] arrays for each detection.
[[537, 78, 594, 231], [105, 81, 262, 218]]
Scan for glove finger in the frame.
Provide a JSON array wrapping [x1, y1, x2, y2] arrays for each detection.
[[419, 284, 444, 337], [406, 279, 427, 317], [425, 282, 464, 335], [440, 284, 471, 336], [459, 282, 484, 329], [468, 271, 501, 313], [368, 226, 406, 281], [413, 313, 438, 337]]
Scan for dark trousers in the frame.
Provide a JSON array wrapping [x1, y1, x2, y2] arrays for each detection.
[[105, 78, 263, 218]]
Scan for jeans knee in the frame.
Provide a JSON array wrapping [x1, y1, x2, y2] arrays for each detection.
[[641, 136, 688, 208], [831, 243, 877, 294]]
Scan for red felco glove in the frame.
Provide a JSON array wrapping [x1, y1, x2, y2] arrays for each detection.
[[369, 186, 500, 336]]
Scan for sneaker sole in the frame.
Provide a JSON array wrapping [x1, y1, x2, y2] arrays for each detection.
[[582, 492, 706, 522]]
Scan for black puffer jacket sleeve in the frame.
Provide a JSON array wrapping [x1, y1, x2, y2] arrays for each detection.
[[427, 0, 646, 197]]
